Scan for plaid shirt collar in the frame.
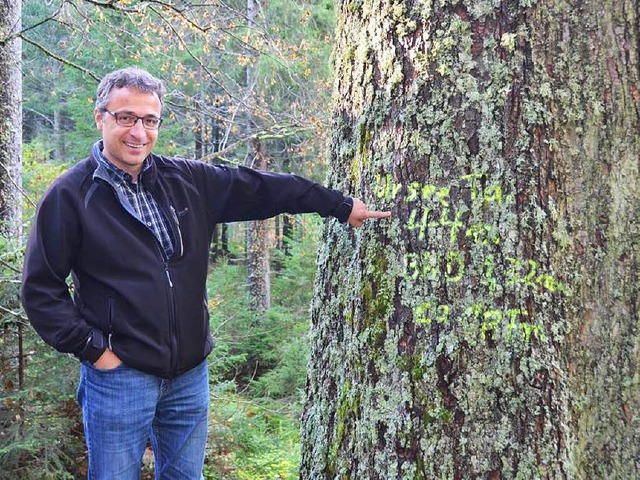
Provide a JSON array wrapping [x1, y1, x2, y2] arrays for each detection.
[[92, 140, 151, 186]]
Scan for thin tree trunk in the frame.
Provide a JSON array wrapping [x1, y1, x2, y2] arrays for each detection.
[[300, 0, 639, 478], [221, 223, 229, 258], [246, 136, 271, 311], [195, 93, 205, 160], [0, 0, 23, 398], [282, 213, 293, 256], [53, 108, 61, 162], [195, 123, 204, 160], [280, 150, 293, 257], [208, 106, 229, 262], [273, 214, 283, 271], [211, 113, 221, 154], [245, 0, 270, 311], [52, 62, 64, 162], [0, 0, 23, 241], [211, 224, 219, 261], [17, 321, 23, 389]]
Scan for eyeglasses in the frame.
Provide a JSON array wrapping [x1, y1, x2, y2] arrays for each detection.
[[103, 110, 163, 130]]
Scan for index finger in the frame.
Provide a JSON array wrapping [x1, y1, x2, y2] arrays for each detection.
[[366, 211, 392, 219]]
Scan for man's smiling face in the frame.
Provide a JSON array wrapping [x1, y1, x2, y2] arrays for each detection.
[[94, 86, 162, 180]]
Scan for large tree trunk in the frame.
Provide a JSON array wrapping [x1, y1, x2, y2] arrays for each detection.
[[0, 0, 22, 241], [300, 0, 639, 478]]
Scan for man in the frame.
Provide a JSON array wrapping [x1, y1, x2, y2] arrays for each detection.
[[21, 67, 389, 479]]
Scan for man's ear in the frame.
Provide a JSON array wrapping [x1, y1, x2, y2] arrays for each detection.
[[94, 109, 104, 131]]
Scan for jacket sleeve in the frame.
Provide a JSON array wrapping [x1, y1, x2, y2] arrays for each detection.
[[200, 163, 354, 223], [21, 184, 105, 363]]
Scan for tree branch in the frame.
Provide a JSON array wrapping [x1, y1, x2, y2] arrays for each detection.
[[19, 35, 101, 82], [0, 305, 29, 324], [0, 161, 38, 209], [0, 1, 65, 44], [0, 258, 22, 275], [80, 0, 141, 13], [199, 125, 314, 163], [147, 4, 238, 102]]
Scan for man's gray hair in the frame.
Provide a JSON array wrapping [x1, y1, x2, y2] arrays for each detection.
[[95, 67, 166, 111]]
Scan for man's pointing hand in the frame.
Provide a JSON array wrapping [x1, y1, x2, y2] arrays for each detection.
[[347, 198, 392, 228]]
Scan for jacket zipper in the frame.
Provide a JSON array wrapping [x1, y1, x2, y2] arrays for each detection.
[[143, 196, 180, 375], [134, 189, 179, 375], [159, 246, 179, 377], [165, 264, 174, 287], [107, 297, 115, 350], [164, 205, 182, 376], [102, 174, 181, 376], [131, 180, 180, 375]]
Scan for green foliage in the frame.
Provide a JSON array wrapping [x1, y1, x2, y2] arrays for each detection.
[[207, 218, 320, 393], [0, 285, 80, 479], [204, 218, 321, 477], [1, 146, 85, 480], [250, 222, 321, 399], [21, 142, 71, 220], [249, 330, 309, 399], [205, 394, 300, 480], [0, 364, 84, 480]]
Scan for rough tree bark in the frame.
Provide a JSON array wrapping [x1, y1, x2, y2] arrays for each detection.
[[301, 0, 639, 479], [0, 0, 23, 394], [0, 0, 23, 241]]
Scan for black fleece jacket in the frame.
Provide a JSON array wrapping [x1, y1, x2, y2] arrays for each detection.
[[21, 153, 353, 379]]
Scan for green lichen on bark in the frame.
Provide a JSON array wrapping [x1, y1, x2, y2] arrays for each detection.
[[530, 0, 640, 477], [301, 0, 639, 478]]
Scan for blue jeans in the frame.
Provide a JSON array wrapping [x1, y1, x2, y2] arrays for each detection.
[[76, 359, 209, 480]]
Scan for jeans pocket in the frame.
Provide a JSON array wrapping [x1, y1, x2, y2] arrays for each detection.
[[83, 359, 127, 373]]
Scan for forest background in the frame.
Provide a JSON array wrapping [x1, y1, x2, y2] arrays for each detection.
[[0, 0, 335, 478]]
